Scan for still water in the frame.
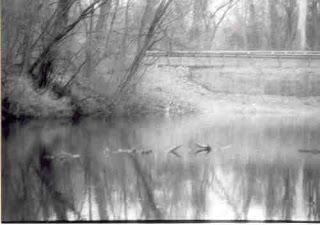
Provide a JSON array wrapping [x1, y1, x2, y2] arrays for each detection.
[[2, 114, 320, 221]]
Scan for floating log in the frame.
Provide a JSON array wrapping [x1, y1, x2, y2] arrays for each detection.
[[195, 143, 211, 154], [44, 151, 80, 161], [141, 150, 153, 155], [298, 149, 320, 154], [168, 145, 182, 158], [117, 148, 137, 154]]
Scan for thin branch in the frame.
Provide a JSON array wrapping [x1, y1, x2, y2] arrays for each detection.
[[62, 59, 87, 89], [209, 0, 234, 19], [105, 0, 120, 52]]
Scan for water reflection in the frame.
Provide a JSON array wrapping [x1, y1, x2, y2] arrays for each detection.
[[2, 114, 320, 221]]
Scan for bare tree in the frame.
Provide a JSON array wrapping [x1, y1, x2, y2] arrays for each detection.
[[117, 0, 174, 93], [28, 0, 106, 89], [298, 0, 307, 50], [206, 0, 238, 46], [121, 0, 131, 58], [188, 0, 238, 49], [36, 0, 74, 88]]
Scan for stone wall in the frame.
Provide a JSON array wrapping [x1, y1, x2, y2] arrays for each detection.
[[146, 54, 320, 97], [152, 55, 320, 68]]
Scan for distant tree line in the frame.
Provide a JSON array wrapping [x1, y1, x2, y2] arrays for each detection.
[[156, 0, 320, 51]]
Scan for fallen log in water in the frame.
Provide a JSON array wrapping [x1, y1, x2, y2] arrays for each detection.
[[298, 149, 320, 154], [104, 147, 153, 156], [168, 145, 182, 158]]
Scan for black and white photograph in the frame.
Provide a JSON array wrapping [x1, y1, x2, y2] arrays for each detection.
[[1, 0, 320, 222]]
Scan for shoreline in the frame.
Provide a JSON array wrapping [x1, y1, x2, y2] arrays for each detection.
[[2, 66, 320, 121]]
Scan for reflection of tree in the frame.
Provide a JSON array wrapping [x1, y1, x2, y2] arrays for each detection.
[[2, 125, 82, 221], [3, 119, 320, 221], [212, 171, 242, 219], [281, 168, 296, 220], [157, 157, 189, 219], [35, 139, 83, 220], [241, 161, 257, 220], [127, 154, 162, 219], [303, 161, 320, 220], [190, 162, 207, 219], [120, 161, 128, 219], [230, 159, 300, 220], [265, 166, 279, 219], [3, 163, 40, 221]]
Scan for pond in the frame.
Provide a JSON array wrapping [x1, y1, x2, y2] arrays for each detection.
[[2, 113, 320, 221]]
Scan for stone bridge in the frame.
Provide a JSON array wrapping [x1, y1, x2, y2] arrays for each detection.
[[145, 51, 320, 97], [145, 51, 320, 68]]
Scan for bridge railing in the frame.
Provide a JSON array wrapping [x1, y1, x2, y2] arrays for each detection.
[[146, 51, 320, 58]]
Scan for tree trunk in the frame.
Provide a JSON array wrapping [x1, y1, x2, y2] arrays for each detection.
[[95, 0, 112, 32], [310, 0, 320, 50], [118, 0, 173, 93], [94, 0, 112, 56], [269, 0, 279, 49], [189, 0, 203, 42], [105, 0, 119, 53], [85, 11, 94, 78], [121, 0, 130, 59], [247, 1, 260, 49], [297, 0, 307, 50], [37, 0, 73, 88], [21, 0, 36, 74], [137, 0, 154, 53], [241, 0, 249, 49], [283, 0, 297, 50]]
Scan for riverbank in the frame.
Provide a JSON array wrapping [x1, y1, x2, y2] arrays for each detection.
[[2, 66, 320, 121], [135, 66, 320, 116]]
